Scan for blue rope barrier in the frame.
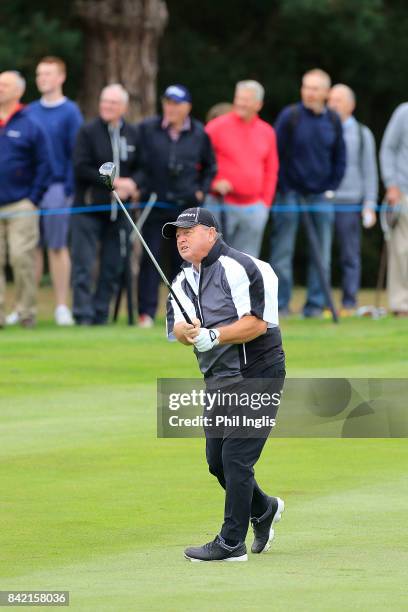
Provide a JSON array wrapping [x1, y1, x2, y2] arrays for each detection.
[[0, 200, 384, 220]]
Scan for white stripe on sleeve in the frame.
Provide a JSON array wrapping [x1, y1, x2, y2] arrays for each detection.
[[171, 273, 197, 324], [250, 257, 279, 325], [219, 255, 251, 318]]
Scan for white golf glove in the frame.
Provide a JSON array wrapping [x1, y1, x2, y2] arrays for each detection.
[[362, 207, 376, 228], [193, 328, 220, 352]]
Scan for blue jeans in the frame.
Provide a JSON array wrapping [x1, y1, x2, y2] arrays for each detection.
[[270, 191, 334, 313], [334, 207, 361, 308]]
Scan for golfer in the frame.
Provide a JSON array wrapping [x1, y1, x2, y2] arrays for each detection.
[[163, 207, 286, 562]]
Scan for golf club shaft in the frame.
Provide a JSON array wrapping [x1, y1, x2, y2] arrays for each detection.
[[375, 241, 387, 309], [136, 192, 157, 231], [111, 190, 194, 326]]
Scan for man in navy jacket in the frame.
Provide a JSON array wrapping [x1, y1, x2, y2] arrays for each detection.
[[0, 71, 50, 328], [134, 85, 216, 328], [270, 68, 346, 318]]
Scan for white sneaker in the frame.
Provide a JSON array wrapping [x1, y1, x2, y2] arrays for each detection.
[[55, 305, 74, 326], [138, 314, 154, 328], [6, 310, 20, 326]]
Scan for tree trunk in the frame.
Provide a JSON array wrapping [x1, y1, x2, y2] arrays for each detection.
[[76, 0, 168, 121]]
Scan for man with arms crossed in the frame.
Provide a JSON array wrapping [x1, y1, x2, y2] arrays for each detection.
[[164, 207, 285, 562]]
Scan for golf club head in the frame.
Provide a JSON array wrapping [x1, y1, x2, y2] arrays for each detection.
[[99, 162, 116, 191]]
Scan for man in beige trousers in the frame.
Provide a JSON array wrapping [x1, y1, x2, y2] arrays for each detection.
[[0, 71, 50, 328], [380, 103, 408, 317]]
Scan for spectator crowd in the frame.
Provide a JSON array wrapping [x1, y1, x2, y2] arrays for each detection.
[[1, 58, 407, 329]]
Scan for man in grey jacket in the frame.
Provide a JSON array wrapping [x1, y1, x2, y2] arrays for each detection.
[[380, 103, 408, 316], [328, 84, 378, 314]]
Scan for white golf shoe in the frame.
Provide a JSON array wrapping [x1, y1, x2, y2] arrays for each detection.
[[55, 305, 74, 326], [6, 311, 20, 325]]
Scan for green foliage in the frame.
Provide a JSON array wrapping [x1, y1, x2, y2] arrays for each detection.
[[161, 0, 405, 138], [2, 0, 408, 131], [0, 2, 82, 101]]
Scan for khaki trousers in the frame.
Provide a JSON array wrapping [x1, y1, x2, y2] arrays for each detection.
[[387, 193, 408, 312], [0, 199, 39, 325]]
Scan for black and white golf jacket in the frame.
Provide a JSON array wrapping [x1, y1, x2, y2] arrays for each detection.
[[166, 239, 285, 384]]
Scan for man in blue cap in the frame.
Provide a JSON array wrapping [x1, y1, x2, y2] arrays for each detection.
[[134, 85, 216, 328]]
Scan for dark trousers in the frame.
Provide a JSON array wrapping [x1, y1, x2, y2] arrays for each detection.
[[206, 435, 271, 542], [334, 209, 361, 308], [71, 212, 129, 324], [205, 361, 286, 542], [137, 207, 183, 318]]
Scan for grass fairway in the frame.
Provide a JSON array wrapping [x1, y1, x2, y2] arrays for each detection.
[[0, 312, 407, 611]]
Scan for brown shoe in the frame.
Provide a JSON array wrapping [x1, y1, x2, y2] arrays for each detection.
[[339, 307, 356, 318], [20, 317, 36, 329], [393, 311, 408, 318]]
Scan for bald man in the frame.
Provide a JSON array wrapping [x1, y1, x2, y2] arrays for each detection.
[[271, 69, 346, 318], [380, 100, 408, 316], [0, 71, 50, 328], [328, 84, 378, 314], [71, 84, 139, 325]]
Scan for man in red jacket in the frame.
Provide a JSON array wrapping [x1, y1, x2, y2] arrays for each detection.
[[205, 80, 279, 256]]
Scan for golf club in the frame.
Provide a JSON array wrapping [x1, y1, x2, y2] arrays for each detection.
[[136, 191, 158, 233], [356, 200, 397, 320], [99, 162, 194, 325]]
